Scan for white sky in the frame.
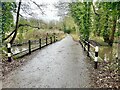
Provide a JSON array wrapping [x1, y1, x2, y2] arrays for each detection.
[[15, 0, 61, 22], [14, 0, 99, 22]]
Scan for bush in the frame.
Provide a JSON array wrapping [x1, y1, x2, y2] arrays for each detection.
[[64, 29, 71, 34]]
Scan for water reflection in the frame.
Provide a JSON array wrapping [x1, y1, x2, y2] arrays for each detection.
[[11, 42, 118, 62], [11, 45, 28, 54], [99, 43, 118, 61], [11, 43, 41, 55]]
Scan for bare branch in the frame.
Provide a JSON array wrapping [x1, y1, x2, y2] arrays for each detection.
[[18, 24, 41, 29], [13, 10, 24, 17], [54, 2, 69, 17], [30, 0, 45, 15], [3, 30, 15, 41], [10, 0, 22, 44], [4, 23, 41, 41], [21, 3, 36, 17], [92, 3, 99, 16]]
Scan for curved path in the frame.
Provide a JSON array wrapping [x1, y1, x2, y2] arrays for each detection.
[[3, 35, 92, 88]]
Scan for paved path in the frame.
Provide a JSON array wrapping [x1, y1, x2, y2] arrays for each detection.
[[3, 35, 92, 88]]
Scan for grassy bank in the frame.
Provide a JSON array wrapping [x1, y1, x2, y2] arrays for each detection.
[[70, 33, 80, 41]]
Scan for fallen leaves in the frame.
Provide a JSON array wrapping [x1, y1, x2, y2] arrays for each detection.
[[2, 58, 26, 77], [90, 59, 120, 89]]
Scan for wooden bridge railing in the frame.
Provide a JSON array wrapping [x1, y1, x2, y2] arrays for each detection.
[[6, 33, 62, 62], [80, 39, 103, 69]]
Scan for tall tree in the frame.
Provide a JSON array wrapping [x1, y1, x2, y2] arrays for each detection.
[[1, 2, 16, 43], [3, 0, 46, 44], [9, 0, 21, 44], [69, 2, 91, 41], [103, 2, 110, 43], [109, 2, 119, 46]]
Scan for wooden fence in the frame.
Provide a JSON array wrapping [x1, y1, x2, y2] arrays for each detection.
[[6, 33, 62, 62], [80, 39, 103, 69]]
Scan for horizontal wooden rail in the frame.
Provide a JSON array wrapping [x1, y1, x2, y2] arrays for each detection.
[[6, 33, 63, 61], [80, 39, 103, 69], [13, 49, 28, 56]]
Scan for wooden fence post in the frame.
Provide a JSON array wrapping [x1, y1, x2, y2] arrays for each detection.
[[56, 36, 58, 41], [84, 41, 86, 51], [39, 39, 41, 49], [46, 37, 48, 46], [54, 33, 55, 42], [28, 40, 31, 54], [94, 46, 99, 69], [7, 43, 12, 62], [46, 33, 49, 45], [50, 37, 52, 44], [56, 33, 58, 41], [87, 41, 90, 57], [80, 41, 83, 48], [80, 39, 83, 48]]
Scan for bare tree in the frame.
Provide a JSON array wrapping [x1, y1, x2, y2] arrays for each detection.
[[54, 1, 70, 18], [30, 0, 45, 15], [4, 0, 46, 43], [9, 0, 22, 44]]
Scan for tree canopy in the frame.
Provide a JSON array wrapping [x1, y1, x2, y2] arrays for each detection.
[[69, 1, 120, 46]]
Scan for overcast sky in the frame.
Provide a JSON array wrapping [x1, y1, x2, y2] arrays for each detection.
[[15, 0, 63, 22], [14, 0, 101, 22]]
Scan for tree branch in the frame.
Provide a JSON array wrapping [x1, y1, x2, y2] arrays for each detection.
[[13, 10, 24, 17], [9, 0, 22, 44], [3, 30, 15, 41], [18, 24, 40, 29], [4, 23, 41, 41], [92, 3, 99, 16], [30, 0, 45, 15]]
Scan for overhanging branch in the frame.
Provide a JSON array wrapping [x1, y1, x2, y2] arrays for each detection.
[[4, 24, 41, 41], [18, 24, 40, 29], [30, 0, 45, 15], [3, 30, 15, 41]]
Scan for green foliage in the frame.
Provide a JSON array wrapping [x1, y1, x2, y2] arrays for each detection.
[[64, 28, 71, 34], [69, 1, 120, 46], [0, 2, 16, 43], [69, 2, 91, 40]]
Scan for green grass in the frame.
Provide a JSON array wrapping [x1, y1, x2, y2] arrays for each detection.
[[70, 33, 80, 41]]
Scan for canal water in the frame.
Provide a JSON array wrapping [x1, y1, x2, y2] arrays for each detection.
[[11, 41, 118, 62], [99, 43, 118, 61]]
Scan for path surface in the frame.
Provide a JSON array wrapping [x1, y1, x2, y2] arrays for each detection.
[[3, 35, 92, 88]]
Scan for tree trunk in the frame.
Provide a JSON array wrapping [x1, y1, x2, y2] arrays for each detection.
[[118, 35, 120, 81], [1, 2, 5, 43], [109, 17, 117, 46], [9, 0, 21, 44], [103, 14, 110, 43]]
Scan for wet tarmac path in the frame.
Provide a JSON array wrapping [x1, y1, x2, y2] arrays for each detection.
[[3, 35, 92, 88]]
